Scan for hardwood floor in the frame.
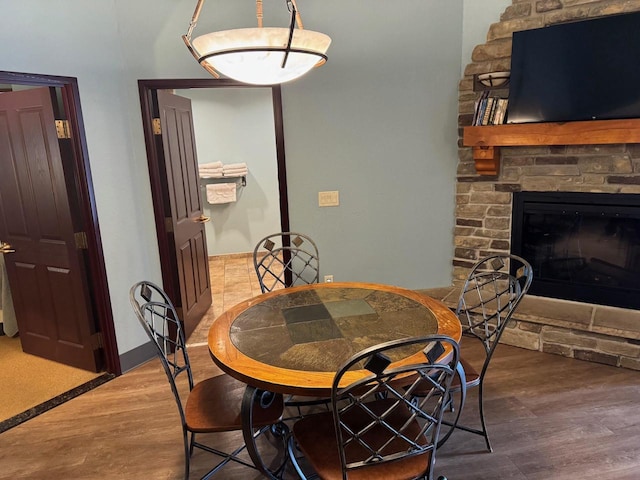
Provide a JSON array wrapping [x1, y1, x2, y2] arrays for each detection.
[[1, 258, 639, 479], [1, 339, 638, 478]]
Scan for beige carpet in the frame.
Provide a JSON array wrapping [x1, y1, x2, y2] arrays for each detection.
[[0, 335, 101, 422]]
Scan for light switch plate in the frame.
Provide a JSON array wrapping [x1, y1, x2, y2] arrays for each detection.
[[319, 191, 339, 207]]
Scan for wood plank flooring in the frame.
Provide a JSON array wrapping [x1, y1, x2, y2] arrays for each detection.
[[2, 256, 638, 478], [1, 338, 638, 479]]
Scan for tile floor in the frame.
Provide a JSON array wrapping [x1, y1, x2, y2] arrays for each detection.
[[188, 253, 278, 345]]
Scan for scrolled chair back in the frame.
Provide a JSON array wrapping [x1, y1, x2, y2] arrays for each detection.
[[457, 254, 533, 357], [331, 335, 460, 479], [253, 232, 320, 293]]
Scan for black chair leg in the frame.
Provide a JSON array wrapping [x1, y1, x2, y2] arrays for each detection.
[[183, 430, 191, 480], [477, 382, 492, 452]]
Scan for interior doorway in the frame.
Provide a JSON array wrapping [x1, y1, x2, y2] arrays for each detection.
[[0, 71, 118, 374], [138, 79, 290, 334], [0, 71, 120, 431]]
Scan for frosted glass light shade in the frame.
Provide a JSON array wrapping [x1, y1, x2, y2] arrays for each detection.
[[192, 27, 331, 85]]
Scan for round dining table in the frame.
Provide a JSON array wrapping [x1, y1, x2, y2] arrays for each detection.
[[208, 281, 462, 398]]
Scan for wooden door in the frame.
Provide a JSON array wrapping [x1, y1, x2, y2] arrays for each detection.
[[0, 87, 101, 371], [156, 90, 211, 338]]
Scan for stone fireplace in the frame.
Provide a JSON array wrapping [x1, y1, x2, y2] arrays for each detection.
[[424, 0, 640, 371]]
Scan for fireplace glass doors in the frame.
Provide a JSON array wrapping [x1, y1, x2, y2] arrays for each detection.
[[511, 192, 640, 309]]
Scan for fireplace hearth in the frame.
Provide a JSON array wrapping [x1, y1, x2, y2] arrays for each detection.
[[511, 192, 640, 310]]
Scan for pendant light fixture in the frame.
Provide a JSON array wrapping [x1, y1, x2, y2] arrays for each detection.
[[183, 0, 331, 85]]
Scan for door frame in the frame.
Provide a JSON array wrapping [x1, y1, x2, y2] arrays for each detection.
[[0, 71, 120, 375], [138, 78, 290, 307]]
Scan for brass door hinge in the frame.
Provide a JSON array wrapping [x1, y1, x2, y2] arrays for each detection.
[[55, 120, 71, 139], [152, 118, 161, 135], [74, 231, 88, 249], [165, 217, 174, 233]]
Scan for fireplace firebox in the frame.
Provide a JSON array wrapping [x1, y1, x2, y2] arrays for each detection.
[[511, 192, 640, 310]]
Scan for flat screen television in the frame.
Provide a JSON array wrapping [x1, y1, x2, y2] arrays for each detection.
[[507, 12, 640, 124]]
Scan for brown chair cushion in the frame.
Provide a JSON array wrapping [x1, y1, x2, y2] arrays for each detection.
[[186, 374, 283, 433], [293, 398, 431, 480]]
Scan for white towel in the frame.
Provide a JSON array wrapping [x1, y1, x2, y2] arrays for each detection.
[[222, 162, 247, 172], [223, 165, 247, 171], [199, 171, 223, 179], [206, 183, 237, 204], [222, 164, 248, 177], [199, 162, 224, 177], [200, 161, 223, 169], [222, 169, 248, 177]]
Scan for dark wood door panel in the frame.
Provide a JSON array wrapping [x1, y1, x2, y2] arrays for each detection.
[[0, 114, 29, 237], [178, 239, 197, 310], [48, 266, 86, 342], [163, 107, 189, 221], [0, 87, 100, 371], [157, 90, 211, 339], [18, 107, 71, 236], [11, 261, 48, 337], [179, 109, 200, 216], [194, 231, 209, 296]]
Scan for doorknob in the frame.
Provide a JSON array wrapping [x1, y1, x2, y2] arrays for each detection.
[[195, 215, 211, 223], [0, 242, 15, 253]]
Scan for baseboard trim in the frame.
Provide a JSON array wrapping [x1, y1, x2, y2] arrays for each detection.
[[118, 341, 156, 373]]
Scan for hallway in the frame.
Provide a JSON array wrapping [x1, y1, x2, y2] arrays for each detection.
[[189, 253, 266, 346]]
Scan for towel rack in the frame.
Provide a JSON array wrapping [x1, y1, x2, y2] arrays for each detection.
[[199, 175, 246, 187]]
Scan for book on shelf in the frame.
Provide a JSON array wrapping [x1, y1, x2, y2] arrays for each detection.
[[473, 94, 508, 126], [492, 98, 508, 125], [472, 90, 489, 126], [481, 97, 496, 126]]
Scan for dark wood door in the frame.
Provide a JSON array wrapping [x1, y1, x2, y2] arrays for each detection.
[[156, 90, 211, 338], [0, 87, 101, 371]]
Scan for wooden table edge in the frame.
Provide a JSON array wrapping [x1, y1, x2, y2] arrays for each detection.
[[208, 282, 462, 397]]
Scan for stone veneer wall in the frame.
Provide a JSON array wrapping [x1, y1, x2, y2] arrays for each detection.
[[454, 0, 640, 371]]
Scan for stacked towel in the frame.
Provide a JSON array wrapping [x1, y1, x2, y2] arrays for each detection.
[[199, 161, 223, 178], [222, 162, 248, 177], [206, 183, 237, 204]]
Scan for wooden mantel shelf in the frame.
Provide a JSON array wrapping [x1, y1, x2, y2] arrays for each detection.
[[463, 118, 640, 176]]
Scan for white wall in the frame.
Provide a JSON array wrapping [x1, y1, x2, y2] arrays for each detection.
[[0, 0, 472, 363], [178, 88, 281, 255]]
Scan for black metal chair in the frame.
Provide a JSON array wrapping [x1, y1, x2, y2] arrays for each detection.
[[253, 232, 320, 293], [288, 335, 459, 480], [129, 281, 285, 479], [433, 254, 533, 452], [253, 232, 327, 418]]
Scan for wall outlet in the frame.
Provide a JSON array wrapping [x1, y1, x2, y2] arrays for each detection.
[[324, 275, 334, 283]]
